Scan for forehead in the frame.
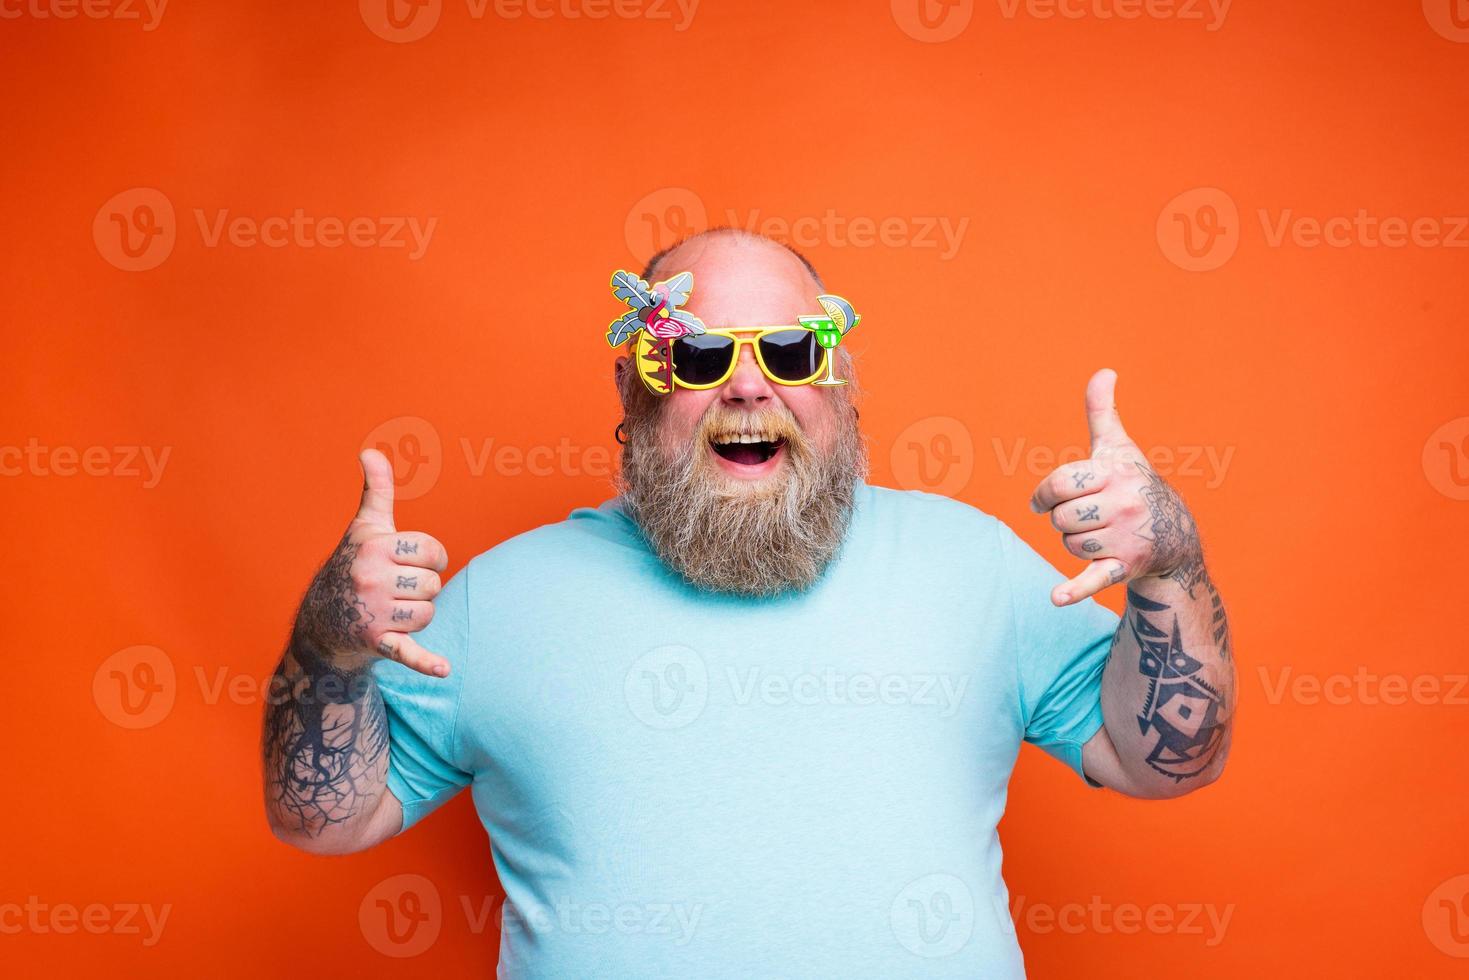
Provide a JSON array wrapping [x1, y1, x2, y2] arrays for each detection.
[[651, 236, 823, 327]]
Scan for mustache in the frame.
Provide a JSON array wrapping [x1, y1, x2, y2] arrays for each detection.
[[692, 403, 808, 448]]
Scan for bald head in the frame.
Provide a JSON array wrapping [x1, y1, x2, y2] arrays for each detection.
[[643, 227, 824, 287]]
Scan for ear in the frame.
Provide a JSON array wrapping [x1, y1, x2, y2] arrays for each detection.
[[614, 355, 631, 405]]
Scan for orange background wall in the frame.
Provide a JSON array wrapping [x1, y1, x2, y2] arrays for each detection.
[[4, 0, 1468, 975]]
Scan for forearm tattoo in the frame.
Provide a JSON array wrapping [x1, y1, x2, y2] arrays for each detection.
[[1125, 585, 1228, 782], [262, 536, 389, 836]]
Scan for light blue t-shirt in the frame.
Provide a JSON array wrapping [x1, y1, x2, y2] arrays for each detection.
[[375, 483, 1118, 978]]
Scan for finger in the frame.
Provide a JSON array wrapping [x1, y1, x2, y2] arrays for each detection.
[[1085, 368, 1131, 453], [375, 631, 450, 678], [1062, 530, 1115, 561], [1053, 558, 1129, 607], [383, 599, 435, 633], [1030, 459, 1110, 513], [356, 448, 397, 531], [385, 531, 449, 572], [390, 568, 441, 600], [1049, 498, 1112, 534]]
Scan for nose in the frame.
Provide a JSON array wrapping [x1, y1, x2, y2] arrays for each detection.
[[721, 343, 774, 407]]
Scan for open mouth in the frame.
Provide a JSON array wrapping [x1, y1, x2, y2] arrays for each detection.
[[709, 433, 787, 466]]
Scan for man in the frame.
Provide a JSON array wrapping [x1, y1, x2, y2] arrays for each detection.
[[262, 228, 1234, 977]]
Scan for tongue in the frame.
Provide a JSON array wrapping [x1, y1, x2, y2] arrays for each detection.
[[722, 443, 767, 466]]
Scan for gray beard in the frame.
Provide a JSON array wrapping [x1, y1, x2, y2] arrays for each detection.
[[618, 402, 867, 598]]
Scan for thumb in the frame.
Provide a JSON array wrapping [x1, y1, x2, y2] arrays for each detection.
[[1085, 368, 1131, 453], [355, 447, 396, 530]]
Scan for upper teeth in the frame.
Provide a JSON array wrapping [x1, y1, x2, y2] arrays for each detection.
[[716, 434, 774, 444]]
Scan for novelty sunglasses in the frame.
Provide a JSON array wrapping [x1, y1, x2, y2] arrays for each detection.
[[606, 268, 861, 396]]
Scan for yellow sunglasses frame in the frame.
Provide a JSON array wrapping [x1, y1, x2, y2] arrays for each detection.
[[641, 326, 830, 392]]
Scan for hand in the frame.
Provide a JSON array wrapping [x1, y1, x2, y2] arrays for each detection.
[[1028, 369, 1202, 606], [297, 448, 451, 677]]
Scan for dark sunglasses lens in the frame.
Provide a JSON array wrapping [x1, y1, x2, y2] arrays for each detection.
[[672, 334, 736, 385], [759, 329, 822, 382]]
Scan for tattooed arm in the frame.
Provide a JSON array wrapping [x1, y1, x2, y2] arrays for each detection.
[[1084, 495, 1233, 798], [1031, 370, 1235, 799], [262, 449, 451, 854]]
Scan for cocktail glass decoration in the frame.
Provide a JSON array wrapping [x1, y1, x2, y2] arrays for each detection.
[[799, 294, 861, 387]]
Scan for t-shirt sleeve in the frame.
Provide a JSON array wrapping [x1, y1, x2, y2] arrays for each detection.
[[371, 562, 474, 832], [997, 520, 1120, 785]]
